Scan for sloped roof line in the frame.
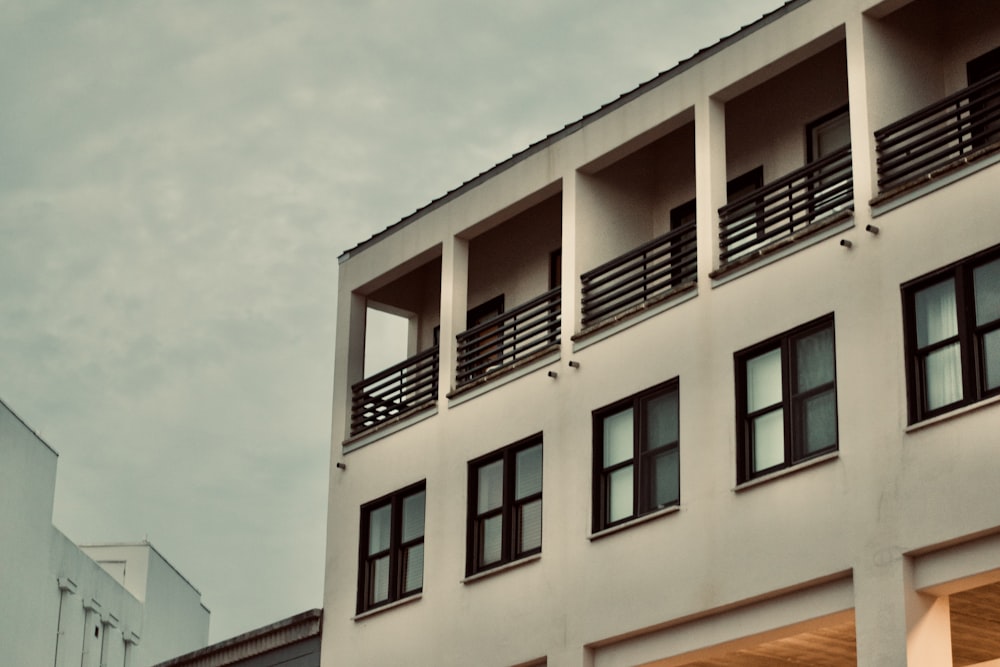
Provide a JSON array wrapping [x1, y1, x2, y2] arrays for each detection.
[[339, 0, 803, 262]]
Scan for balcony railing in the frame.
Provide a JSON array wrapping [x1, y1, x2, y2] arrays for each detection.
[[718, 146, 853, 264], [455, 287, 560, 389], [875, 70, 1000, 192], [580, 221, 696, 327], [350, 346, 439, 436]]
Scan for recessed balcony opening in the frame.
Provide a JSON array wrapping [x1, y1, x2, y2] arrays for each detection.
[[350, 256, 441, 437], [720, 40, 851, 267], [871, 0, 1000, 197], [456, 193, 562, 390], [577, 120, 696, 329]]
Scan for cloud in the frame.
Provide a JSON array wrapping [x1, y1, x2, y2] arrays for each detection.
[[1, 0, 786, 642]]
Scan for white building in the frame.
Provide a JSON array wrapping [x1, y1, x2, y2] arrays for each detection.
[[322, 0, 1000, 664], [0, 396, 210, 667]]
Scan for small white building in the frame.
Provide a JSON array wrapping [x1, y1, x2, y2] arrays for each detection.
[[0, 396, 210, 667], [323, 0, 1000, 664]]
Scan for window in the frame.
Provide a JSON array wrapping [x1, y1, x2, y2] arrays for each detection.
[[467, 436, 542, 575], [357, 482, 425, 613], [967, 46, 1000, 151], [806, 106, 851, 162], [903, 246, 1000, 423], [593, 380, 679, 531], [736, 316, 838, 482]]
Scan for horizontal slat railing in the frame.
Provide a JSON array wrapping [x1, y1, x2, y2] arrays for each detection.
[[455, 288, 560, 388], [350, 346, 438, 436], [875, 70, 1000, 192], [718, 146, 853, 264], [580, 221, 696, 327]]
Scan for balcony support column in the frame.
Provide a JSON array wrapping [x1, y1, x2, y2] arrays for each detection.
[[440, 236, 469, 396], [332, 290, 367, 442], [845, 12, 878, 209], [561, 175, 579, 344], [694, 95, 727, 279], [854, 551, 953, 667]]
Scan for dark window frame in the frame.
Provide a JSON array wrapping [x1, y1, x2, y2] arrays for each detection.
[[356, 481, 426, 614], [735, 315, 838, 483], [466, 434, 543, 576], [592, 379, 680, 533], [902, 244, 1000, 424]]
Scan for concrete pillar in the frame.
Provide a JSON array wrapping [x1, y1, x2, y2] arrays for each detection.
[[440, 235, 469, 396], [561, 175, 579, 345], [330, 289, 367, 442], [694, 95, 727, 278], [845, 12, 878, 210], [854, 551, 953, 667], [80, 598, 101, 667]]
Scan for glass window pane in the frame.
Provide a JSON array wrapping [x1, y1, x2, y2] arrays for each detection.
[[402, 491, 425, 542], [515, 444, 543, 500], [813, 112, 851, 158], [644, 390, 679, 450], [480, 515, 503, 566], [649, 449, 679, 509], [796, 327, 835, 392], [924, 343, 963, 411], [752, 408, 785, 472], [368, 505, 391, 555], [402, 544, 423, 593], [915, 279, 958, 347], [602, 408, 634, 467], [747, 348, 782, 411], [518, 499, 542, 554], [984, 330, 1000, 391], [477, 460, 503, 513], [802, 389, 837, 454], [370, 555, 390, 604], [974, 258, 1000, 326], [608, 465, 634, 523]]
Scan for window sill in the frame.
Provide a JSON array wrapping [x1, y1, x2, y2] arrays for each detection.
[[352, 594, 421, 621], [572, 284, 697, 353], [906, 393, 1000, 433], [587, 504, 680, 541], [710, 211, 854, 288], [733, 451, 839, 492], [342, 403, 438, 454], [461, 553, 541, 585]]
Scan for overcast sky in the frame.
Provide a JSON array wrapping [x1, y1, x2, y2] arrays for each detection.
[[1, 0, 786, 645]]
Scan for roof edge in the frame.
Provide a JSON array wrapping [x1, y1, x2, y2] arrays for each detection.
[[339, 0, 804, 263]]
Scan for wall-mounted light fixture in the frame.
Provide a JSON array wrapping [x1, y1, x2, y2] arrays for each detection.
[[547, 371, 558, 379], [840, 239, 853, 249], [865, 224, 880, 235], [336, 462, 347, 470], [568, 360, 580, 369]]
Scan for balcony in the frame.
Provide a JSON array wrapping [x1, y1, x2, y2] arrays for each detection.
[[580, 221, 696, 328], [455, 288, 560, 390], [717, 146, 853, 266], [875, 70, 1000, 195], [350, 346, 439, 437]]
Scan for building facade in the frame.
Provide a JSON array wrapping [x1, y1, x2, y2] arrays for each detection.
[[322, 0, 1000, 665], [0, 396, 210, 667]]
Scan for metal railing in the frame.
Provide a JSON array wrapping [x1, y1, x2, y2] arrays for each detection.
[[580, 221, 696, 327], [718, 146, 853, 264], [350, 346, 438, 436], [875, 70, 1000, 192], [455, 288, 560, 388]]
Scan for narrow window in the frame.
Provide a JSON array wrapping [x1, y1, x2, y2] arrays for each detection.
[[467, 435, 543, 575], [903, 245, 1000, 423], [357, 482, 425, 613], [736, 315, 838, 482], [593, 380, 680, 532]]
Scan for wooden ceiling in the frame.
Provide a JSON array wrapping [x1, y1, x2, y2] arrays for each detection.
[[674, 581, 1000, 667]]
